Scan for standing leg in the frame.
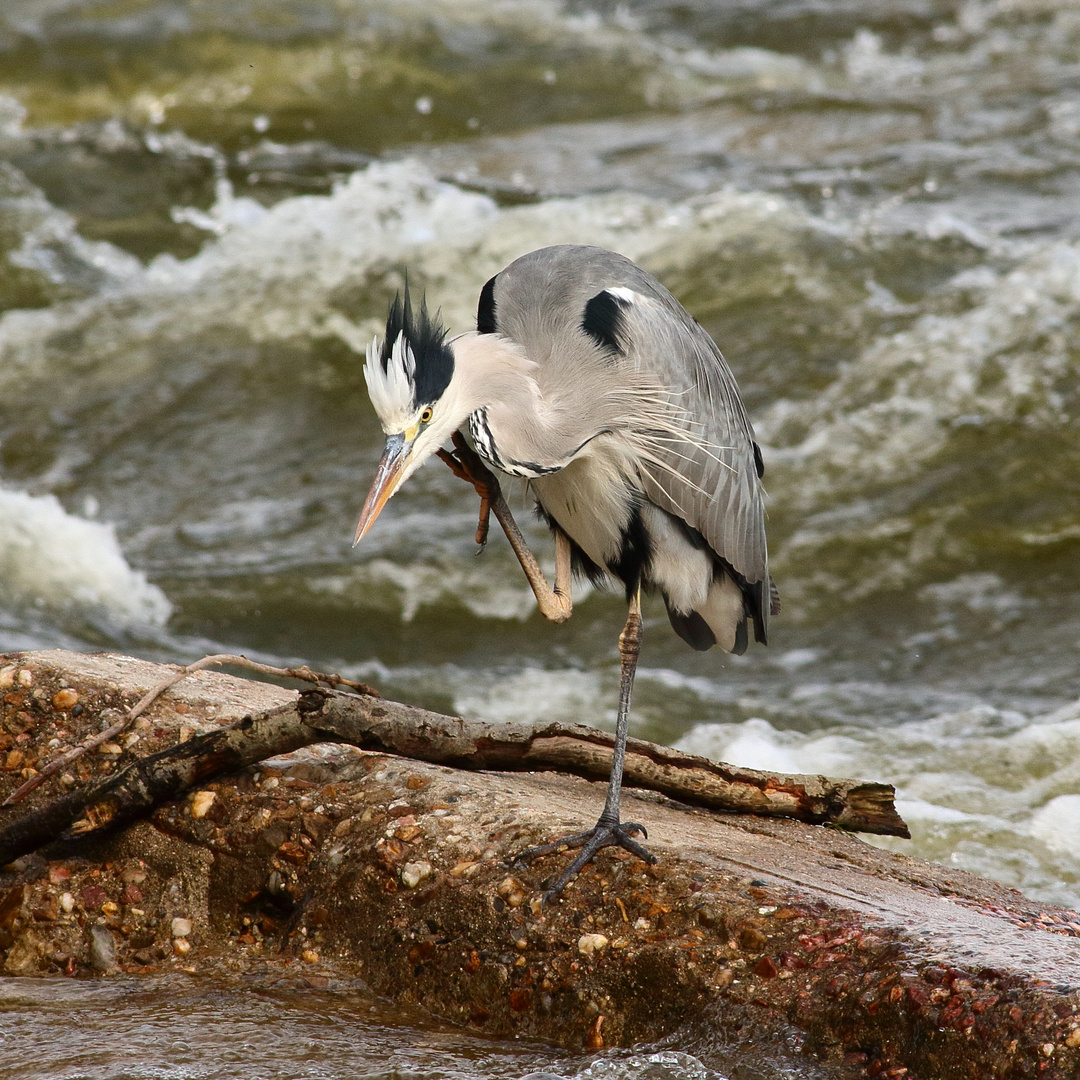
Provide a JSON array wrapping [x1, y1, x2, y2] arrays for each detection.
[[513, 587, 657, 906]]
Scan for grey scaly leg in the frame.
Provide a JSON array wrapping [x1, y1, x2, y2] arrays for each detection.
[[513, 588, 657, 906]]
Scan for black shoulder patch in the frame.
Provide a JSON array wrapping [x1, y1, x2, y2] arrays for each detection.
[[477, 274, 498, 334], [383, 281, 455, 407], [582, 290, 629, 354], [752, 441, 765, 479]]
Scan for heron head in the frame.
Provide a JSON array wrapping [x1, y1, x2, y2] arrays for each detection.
[[354, 286, 463, 544]]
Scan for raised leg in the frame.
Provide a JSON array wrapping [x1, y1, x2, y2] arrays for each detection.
[[437, 431, 572, 623], [513, 588, 657, 906]]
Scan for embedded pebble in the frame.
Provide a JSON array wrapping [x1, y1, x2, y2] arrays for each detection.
[[577, 933, 610, 956], [401, 861, 432, 888], [1066, 1029, 1080, 1049], [171, 917, 192, 938], [173, 938, 192, 956], [302, 949, 319, 963], [59, 892, 75, 914], [97, 743, 123, 756], [17, 669, 33, 687], [89, 925, 117, 971], [52, 688, 79, 710], [0, 666, 14, 688], [191, 790, 217, 819], [496, 876, 526, 907]]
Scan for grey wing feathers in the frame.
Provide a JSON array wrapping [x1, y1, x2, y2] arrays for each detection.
[[598, 277, 772, 636], [487, 245, 772, 638]]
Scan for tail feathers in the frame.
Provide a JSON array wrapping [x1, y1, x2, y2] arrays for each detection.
[[666, 572, 749, 654], [666, 606, 715, 651]]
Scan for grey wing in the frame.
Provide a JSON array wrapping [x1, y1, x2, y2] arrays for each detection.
[[605, 285, 773, 642]]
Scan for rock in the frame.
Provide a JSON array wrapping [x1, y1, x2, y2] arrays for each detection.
[[89, 925, 117, 971], [4, 932, 41, 974], [578, 934, 610, 956], [401, 860, 432, 888], [190, 790, 216, 819], [171, 917, 192, 939], [3, 647, 1080, 1078], [16, 669, 32, 688], [52, 689, 78, 711]]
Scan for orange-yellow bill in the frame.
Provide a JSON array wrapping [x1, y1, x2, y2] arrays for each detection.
[[353, 433, 408, 546]]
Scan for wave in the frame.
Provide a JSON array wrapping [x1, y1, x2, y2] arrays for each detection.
[[0, 487, 171, 636], [1, 152, 1075, 622]]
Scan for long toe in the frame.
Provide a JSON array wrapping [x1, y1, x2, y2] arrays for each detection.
[[513, 820, 658, 907], [509, 829, 596, 868]]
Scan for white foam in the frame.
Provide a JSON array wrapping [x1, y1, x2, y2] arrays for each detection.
[[1030, 795, 1080, 855], [0, 488, 171, 631], [310, 556, 538, 623], [0, 159, 141, 297], [454, 666, 607, 728], [0, 154, 823, 402], [676, 700, 1080, 909]]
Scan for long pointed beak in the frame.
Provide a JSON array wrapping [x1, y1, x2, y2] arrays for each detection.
[[353, 433, 409, 546]]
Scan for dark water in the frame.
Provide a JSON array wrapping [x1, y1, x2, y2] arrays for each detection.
[[1, 1, 1079, 1075], [0, 976, 823, 1080]]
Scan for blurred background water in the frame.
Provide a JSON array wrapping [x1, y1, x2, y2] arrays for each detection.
[[1, 1, 1079, 1076]]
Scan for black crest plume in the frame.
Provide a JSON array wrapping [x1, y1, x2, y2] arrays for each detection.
[[381, 279, 455, 408]]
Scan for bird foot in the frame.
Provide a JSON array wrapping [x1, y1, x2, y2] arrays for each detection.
[[436, 432, 500, 548], [511, 819, 657, 907]]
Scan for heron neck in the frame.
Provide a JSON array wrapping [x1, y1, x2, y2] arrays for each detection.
[[450, 332, 607, 469]]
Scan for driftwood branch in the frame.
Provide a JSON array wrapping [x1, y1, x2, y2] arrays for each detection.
[[0, 683, 908, 866]]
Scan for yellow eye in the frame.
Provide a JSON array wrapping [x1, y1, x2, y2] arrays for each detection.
[[420, 407, 434, 423]]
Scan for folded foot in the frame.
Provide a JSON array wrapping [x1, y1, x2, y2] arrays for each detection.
[[512, 818, 657, 907]]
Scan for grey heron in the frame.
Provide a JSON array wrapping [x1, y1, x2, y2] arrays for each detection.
[[354, 244, 776, 904]]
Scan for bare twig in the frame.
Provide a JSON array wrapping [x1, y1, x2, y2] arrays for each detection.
[[2, 654, 377, 807]]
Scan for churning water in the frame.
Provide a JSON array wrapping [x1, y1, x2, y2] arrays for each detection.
[[1, 1, 1079, 1076]]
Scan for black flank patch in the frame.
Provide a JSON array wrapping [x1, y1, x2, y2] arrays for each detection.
[[382, 282, 455, 407], [582, 290, 629, 354], [753, 441, 765, 479], [607, 502, 651, 601], [659, 506, 772, 647], [477, 274, 498, 334]]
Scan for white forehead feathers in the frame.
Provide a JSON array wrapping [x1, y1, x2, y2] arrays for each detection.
[[364, 331, 417, 433]]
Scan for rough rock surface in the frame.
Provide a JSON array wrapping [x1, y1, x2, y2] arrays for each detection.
[[2, 650, 1079, 1078]]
